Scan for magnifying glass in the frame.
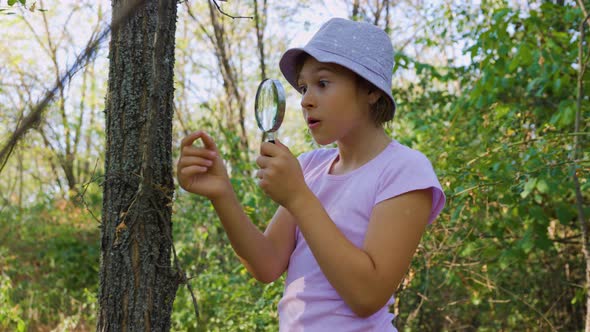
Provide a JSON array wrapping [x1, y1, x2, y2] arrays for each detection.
[[255, 78, 285, 143]]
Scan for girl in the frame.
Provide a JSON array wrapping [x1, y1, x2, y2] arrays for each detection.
[[177, 18, 445, 331]]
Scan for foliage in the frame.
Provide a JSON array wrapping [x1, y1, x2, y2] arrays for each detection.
[[393, 2, 589, 331], [0, 270, 26, 332], [0, 199, 99, 331], [0, 0, 589, 331], [170, 118, 284, 331]]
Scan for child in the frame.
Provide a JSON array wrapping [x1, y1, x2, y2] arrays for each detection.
[[177, 18, 445, 331]]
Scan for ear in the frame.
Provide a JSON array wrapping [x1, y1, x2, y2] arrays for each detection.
[[367, 89, 382, 105]]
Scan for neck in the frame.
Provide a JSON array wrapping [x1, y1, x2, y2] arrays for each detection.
[[331, 125, 391, 175]]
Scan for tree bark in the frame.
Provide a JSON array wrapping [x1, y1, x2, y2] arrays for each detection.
[[98, 0, 180, 331]]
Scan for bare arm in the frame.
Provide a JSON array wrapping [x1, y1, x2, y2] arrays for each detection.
[[287, 188, 432, 317], [255, 139, 433, 317], [211, 193, 296, 283], [177, 131, 295, 283]]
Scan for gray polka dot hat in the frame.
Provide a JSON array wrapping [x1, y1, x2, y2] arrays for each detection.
[[279, 17, 396, 113]]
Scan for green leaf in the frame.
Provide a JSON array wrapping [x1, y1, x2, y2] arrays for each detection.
[[8, 0, 17, 6], [553, 78, 562, 93], [536, 179, 549, 194], [521, 231, 534, 254], [558, 105, 576, 127], [556, 205, 575, 224], [521, 178, 537, 198]]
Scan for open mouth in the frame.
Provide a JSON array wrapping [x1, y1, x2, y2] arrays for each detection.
[[307, 118, 320, 127]]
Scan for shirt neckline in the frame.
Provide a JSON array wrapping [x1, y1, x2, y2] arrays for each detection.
[[323, 140, 397, 181]]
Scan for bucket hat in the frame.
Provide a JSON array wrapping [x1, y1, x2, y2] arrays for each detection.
[[279, 18, 396, 114]]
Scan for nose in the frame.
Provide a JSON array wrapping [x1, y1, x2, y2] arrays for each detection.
[[300, 89, 316, 109]]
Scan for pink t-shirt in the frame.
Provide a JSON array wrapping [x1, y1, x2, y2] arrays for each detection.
[[277, 140, 446, 331]]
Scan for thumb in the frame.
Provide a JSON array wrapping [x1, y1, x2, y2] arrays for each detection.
[[274, 138, 291, 153], [273, 137, 284, 148]]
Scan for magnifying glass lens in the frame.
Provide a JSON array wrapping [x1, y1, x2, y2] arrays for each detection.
[[258, 81, 277, 131], [255, 79, 286, 143]]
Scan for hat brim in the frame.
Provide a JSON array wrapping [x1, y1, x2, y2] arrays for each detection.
[[279, 47, 396, 113]]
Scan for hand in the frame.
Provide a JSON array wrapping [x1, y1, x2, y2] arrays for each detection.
[[177, 131, 231, 200], [256, 139, 309, 209]]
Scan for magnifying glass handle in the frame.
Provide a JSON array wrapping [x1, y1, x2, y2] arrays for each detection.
[[266, 131, 276, 144]]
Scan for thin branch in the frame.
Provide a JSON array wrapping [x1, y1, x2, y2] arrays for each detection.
[[150, 197, 200, 319], [465, 132, 590, 167], [210, 0, 253, 20], [74, 157, 102, 224], [577, 0, 588, 18], [574, 11, 590, 332]]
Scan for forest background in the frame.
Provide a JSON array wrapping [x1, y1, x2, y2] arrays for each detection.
[[0, 0, 589, 331]]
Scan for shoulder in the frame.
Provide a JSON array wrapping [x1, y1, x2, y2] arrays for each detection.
[[373, 140, 435, 178], [389, 141, 432, 166], [297, 147, 337, 172], [375, 141, 446, 223]]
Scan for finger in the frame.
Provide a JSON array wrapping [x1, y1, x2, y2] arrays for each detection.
[[256, 155, 271, 168], [180, 131, 204, 149], [180, 165, 208, 176], [200, 131, 219, 152], [274, 138, 284, 147], [273, 138, 292, 153], [178, 156, 214, 169], [182, 145, 218, 159], [257, 178, 267, 190]]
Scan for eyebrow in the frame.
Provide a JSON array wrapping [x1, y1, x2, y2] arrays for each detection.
[[296, 66, 336, 85]]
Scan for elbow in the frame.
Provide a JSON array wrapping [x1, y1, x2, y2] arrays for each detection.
[[348, 296, 388, 318], [255, 273, 279, 284], [238, 256, 284, 284], [346, 284, 394, 318], [350, 303, 382, 319], [251, 268, 284, 284]]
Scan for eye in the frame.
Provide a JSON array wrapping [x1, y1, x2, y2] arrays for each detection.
[[298, 85, 307, 94], [318, 80, 328, 88]]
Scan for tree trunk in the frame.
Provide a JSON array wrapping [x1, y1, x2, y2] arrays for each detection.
[[253, 0, 268, 81], [98, 0, 179, 330], [207, 0, 249, 152]]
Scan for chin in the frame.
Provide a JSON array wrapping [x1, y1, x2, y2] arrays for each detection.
[[312, 135, 336, 146]]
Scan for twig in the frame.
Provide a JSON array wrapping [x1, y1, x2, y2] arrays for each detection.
[[577, 0, 588, 18], [465, 132, 590, 167], [151, 197, 200, 319], [210, 0, 253, 19], [75, 157, 102, 224], [467, 270, 558, 331], [452, 181, 501, 197]]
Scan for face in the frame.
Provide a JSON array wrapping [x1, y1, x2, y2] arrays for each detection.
[[296, 57, 379, 146]]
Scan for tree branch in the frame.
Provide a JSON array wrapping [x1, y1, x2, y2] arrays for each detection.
[[0, 0, 149, 175], [210, 0, 253, 20]]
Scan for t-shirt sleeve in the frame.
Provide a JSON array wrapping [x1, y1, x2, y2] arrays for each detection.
[[375, 151, 446, 224], [297, 150, 315, 173]]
